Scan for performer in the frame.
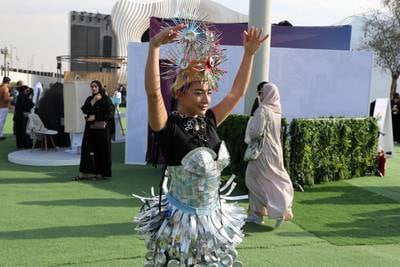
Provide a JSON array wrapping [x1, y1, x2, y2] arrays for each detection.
[[134, 20, 268, 267]]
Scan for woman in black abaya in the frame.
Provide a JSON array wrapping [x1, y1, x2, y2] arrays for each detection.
[[37, 82, 70, 147], [73, 80, 114, 180], [14, 86, 34, 149]]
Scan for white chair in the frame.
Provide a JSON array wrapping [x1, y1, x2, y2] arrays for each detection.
[[26, 113, 58, 152]]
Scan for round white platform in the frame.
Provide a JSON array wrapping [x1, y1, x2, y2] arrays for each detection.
[[8, 149, 80, 166]]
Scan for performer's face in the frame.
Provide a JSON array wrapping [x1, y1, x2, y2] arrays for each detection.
[[177, 81, 211, 116]]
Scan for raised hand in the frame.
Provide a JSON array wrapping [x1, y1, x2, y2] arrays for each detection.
[[150, 24, 187, 48], [87, 115, 95, 122], [93, 94, 102, 101], [243, 27, 269, 55]]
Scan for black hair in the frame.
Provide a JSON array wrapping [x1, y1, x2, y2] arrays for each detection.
[[20, 85, 33, 96], [2, 76, 11, 84], [250, 81, 268, 116], [277, 20, 293, 26], [90, 80, 106, 96], [250, 97, 259, 116], [257, 81, 268, 93]]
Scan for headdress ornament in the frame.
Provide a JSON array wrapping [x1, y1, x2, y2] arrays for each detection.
[[161, 17, 226, 93]]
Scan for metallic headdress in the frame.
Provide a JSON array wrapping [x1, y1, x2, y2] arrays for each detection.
[[161, 18, 226, 93]]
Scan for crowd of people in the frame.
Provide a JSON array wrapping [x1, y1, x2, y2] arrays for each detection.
[[0, 78, 69, 148], [0, 75, 124, 183], [0, 77, 127, 147]]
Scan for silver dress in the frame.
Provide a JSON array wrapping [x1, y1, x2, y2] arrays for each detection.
[[134, 141, 246, 267]]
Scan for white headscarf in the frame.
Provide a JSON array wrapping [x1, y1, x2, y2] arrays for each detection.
[[260, 82, 281, 114]]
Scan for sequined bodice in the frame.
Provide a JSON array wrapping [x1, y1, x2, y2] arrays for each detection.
[[167, 141, 230, 214]]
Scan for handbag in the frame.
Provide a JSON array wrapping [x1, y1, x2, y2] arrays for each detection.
[[243, 133, 265, 161], [89, 121, 107, 130], [243, 117, 266, 162]]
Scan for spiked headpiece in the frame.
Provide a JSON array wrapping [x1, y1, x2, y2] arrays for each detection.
[[161, 18, 226, 93]]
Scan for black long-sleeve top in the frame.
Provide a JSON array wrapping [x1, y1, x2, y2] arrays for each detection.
[[81, 94, 114, 122]]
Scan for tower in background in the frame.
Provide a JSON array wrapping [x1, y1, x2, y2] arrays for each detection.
[[69, 11, 117, 72]]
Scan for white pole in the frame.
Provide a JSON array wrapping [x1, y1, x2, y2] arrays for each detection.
[[245, 0, 272, 114], [10, 47, 16, 69]]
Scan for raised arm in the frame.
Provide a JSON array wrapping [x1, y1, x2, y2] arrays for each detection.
[[145, 24, 186, 131], [212, 27, 269, 126]]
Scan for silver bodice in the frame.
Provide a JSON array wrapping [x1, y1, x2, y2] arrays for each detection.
[[167, 141, 230, 215]]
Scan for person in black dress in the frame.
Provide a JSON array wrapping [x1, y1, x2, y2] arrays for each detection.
[[14, 86, 34, 149], [134, 22, 268, 266], [391, 93, 400, 143], [37, 82, 70, 147], [74, 80, 114, 180]]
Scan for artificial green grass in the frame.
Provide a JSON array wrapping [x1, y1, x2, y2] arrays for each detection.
[[1, 112, 400, 266], [293, 148, 400, 246], [0, 113, 156, 266], [293, 180, 400, 245]]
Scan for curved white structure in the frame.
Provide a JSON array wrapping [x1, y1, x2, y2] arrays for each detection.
[[111, 0, 248, 84]]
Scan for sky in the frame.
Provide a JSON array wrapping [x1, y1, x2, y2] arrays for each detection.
[[0, 0, 385, 73]]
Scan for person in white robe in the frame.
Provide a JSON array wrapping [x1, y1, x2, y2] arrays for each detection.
[[32, 82, 43, 109], [245, 82, 294, 227]]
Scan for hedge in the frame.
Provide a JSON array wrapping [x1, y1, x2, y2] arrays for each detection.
[[289, 118, 378, 185], [217, 115, 378, 187]]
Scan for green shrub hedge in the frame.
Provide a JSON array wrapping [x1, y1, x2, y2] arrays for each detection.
[[217, 115, 249, 182], [289, 118, 378, 185], [217, 115, 378, 187]]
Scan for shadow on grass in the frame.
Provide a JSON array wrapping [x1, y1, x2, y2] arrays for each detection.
[[51, 256, 143, 267], [277, 231, 320, 237], [0, 222, 137, 240], [293, 182, 400, 245], [0, 177, 72, 184], [243, 223, 274, 234], [309, 207, 400, 244], [19, 198, 142, 207]]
